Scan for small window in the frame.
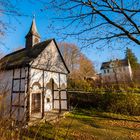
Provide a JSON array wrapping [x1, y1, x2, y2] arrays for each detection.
[[107, 69, 109, 73], [47, 98, 50, 103], [104, 70, 106, 74]]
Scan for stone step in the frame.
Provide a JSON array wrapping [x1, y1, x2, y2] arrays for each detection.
[[29, 110, 68, 125]]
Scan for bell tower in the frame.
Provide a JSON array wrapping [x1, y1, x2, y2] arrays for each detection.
[[25, 17, 40, 49]]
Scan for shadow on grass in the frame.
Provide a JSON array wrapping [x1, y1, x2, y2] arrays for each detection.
[[69, 111, 102, 129], [94, 113, 140, 123], [21, 122, 55, 140], [70, 108, 140, 132], [79, 118, 101, 128], [120, 126, 140, 132], [73, 108, 140, 123]]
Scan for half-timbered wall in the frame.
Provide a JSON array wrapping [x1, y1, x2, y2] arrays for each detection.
[[0, 67, 28, 122], [11, 68, 28, 122], [30, 68, 68, 116], [53, 73, 67, 110]]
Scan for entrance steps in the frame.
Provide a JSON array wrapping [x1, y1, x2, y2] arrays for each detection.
[[29, 110, 68, 125]]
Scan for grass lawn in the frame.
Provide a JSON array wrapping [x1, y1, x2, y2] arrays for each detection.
[[22, 109, 140, 140]]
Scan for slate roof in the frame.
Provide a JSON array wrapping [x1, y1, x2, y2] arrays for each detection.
[[0, 39, 52, 70], [100, 59, 129, 69]]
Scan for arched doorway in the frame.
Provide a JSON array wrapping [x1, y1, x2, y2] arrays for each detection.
[[44, 79, 53, 112], [31, 82, 42, 114]]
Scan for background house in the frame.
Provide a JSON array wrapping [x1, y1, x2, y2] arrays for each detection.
[[100, 59, 133, 84]]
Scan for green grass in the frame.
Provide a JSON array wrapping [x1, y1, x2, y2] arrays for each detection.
[[22, 109, 140, 140]]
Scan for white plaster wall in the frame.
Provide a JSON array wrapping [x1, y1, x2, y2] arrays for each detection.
[[44, 89, 52, 111], [54, 91, 59, 99], [0, 70, 13, 90], [0, 70, 13, 117], [30, 68, 43, 87], [61, 101, 67, 109], [44, 71, 59, 87], [13, 79, 19, 91], [54, 100, 67, 110], [54, 100, 59, 109], [60, 74, 67, 87], [19, 107, 26, 122], [32, 40, 68, 74], [61, 91, 67, 99]]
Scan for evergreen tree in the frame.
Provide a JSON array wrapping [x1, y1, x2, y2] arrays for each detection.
[[125, 47, 138, 69]]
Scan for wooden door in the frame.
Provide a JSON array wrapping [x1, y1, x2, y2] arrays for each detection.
[[32, 93, 41, 113]]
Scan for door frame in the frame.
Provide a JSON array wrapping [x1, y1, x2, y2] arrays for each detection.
[[31, 92, 41, 114]]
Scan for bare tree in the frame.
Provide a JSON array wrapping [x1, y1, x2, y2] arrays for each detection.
[[1, 1, 140, 48], [45, 0, 140, 48], [59, 42, 95, 78], [0, 0, 22, 36], [78, 54, 95, 79], [58, 42, 80, 72]]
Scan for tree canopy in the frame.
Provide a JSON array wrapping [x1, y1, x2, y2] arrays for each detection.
[[125, 47, 139, 69]]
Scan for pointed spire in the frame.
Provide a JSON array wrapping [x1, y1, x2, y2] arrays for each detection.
[[25, 17, 40, 38], [25, 17, 41, 49]]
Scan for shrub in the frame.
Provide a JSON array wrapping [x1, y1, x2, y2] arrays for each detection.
[[68, 79, 93, 92], [69, 91, 140, 116], [107, 93, 140, 115]]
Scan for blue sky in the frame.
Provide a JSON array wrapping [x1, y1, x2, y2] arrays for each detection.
[[1, 0, 140, 72]]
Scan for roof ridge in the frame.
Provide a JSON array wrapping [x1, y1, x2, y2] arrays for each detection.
[[102, 58, 126, 63], [3, 48, 25, 58], [3, 39, 53, 59], [33, 38, 53, 47]]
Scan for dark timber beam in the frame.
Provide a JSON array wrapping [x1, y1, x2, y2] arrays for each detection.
[[42, 70, 44, 118], [10, 68, 15, 118], [26, 66, 30, 123], [58, 73, 61, 113], [52, 79, 54, 109]]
